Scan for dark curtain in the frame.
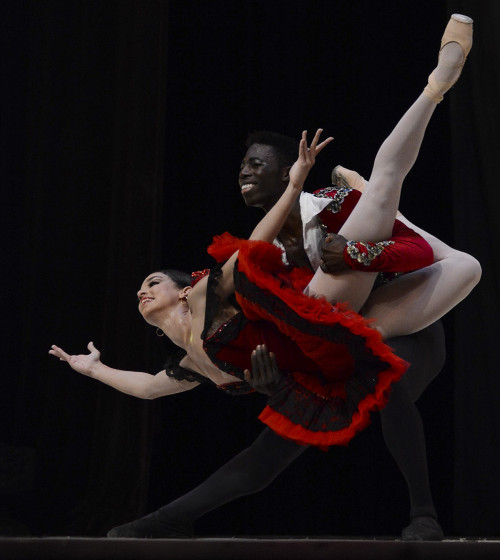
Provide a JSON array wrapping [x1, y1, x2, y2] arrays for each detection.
[[448, 0, 500, 535], [1, 0, 498, 538], [1, 0, 169, 535]]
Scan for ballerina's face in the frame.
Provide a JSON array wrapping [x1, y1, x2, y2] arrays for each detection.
[[137, 272, 183, 324], [239, 144, 289, 211]]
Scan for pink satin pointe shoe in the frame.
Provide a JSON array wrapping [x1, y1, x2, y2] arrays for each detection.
[[423, 14, 473, 103], [331, 165, 366, 193]]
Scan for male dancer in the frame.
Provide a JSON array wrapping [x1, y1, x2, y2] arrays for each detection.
[[238, 131, 454, 539]]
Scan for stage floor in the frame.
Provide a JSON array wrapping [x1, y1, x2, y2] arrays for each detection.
[[1, 537, 500, 560]]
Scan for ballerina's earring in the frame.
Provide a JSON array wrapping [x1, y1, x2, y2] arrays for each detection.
[[156, 328, 165, 337]]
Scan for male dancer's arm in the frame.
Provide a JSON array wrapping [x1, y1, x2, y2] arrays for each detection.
[[319, 222, 433, 275], [243, 344, 283, 395], [312, 187, 434, 275]]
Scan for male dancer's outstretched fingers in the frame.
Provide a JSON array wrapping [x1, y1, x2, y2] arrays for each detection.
[[244, 344, 283, 396]]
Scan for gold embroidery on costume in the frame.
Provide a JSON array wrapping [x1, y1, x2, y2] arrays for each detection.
[[346, 240, 395, 266], [314, 186, 353, 214]]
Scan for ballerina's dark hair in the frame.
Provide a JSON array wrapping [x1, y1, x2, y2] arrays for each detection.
[[159, 269, 192, 289], [154, 269, 192, 374]]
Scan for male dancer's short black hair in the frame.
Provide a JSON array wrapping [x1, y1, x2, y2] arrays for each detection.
[[245, 131, 299, 167]]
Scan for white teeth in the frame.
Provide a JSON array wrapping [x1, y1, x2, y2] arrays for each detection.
[[241, 183, 256, 192]]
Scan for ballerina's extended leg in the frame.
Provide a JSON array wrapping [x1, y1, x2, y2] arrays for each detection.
[[305, 15, 473, 311], [424, 14, 473, 103]]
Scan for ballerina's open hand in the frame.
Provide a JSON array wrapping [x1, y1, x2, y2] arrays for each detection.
[[49, 341, 101, 377], [288, 128, 333, 190]]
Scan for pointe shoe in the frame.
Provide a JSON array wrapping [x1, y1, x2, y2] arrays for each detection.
[[423, 14, 473, 103], [331, 165, 367, 193]]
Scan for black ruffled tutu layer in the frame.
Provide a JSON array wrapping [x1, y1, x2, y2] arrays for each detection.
[[208, 233, 408, 448]]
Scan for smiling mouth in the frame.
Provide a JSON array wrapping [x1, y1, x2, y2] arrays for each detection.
[[140, 298, 154, 305], [241, 183, 256, 193]]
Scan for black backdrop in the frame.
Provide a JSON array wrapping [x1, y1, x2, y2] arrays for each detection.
[[1, 0, 499, 538]]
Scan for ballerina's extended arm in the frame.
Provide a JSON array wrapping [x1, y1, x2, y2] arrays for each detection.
[[49, 342, 199, 398]]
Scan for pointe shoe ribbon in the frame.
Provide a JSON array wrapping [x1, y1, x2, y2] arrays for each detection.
[[423, 14, 473, 103]]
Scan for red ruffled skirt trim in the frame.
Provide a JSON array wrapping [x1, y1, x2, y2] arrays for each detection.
[[209, 233, 408, 449]]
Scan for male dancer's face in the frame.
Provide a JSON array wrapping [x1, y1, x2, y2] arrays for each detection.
[[239, 144, 289, 212]]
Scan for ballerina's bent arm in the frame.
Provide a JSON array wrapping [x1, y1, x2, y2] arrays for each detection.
[[213, 129, 333, 299]]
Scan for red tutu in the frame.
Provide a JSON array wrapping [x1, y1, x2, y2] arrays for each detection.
[[207, 233, 408, 449]]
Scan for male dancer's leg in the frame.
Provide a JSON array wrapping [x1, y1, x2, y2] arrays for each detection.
[[107, 427, 307, 537], [381, 320, 446, 540], [108, 323, 444, 538]]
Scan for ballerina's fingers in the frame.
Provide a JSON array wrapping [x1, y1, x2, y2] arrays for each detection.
[[298, 130, 309, 161], [308, 128, 323, 153], [49, 344, 71, 362], [315, 134, 334, 154], [302, 129, 333, 163]]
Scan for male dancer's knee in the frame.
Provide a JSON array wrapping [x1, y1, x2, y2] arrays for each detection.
[[387, 320, 446, 402]]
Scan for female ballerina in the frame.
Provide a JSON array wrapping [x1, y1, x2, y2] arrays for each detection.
[[50, 14, 475, 538]]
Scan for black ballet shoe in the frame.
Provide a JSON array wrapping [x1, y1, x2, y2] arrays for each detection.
[[401, 515, 444, 541], [107, 511, 193, 538]]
